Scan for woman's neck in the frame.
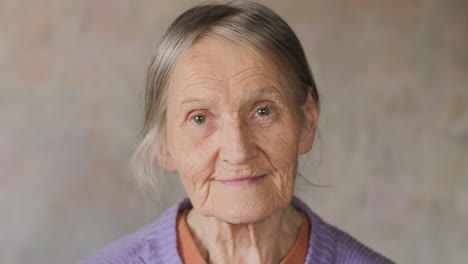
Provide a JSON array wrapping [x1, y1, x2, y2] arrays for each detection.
[[186, 205, 303, 264]]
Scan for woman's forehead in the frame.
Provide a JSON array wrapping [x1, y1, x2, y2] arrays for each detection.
[[168, 37, 286, 98]]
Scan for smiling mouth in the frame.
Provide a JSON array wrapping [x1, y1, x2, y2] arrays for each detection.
[[216, 174, 267, 186]]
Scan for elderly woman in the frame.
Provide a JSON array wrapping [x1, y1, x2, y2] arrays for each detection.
[[78, 1, 393, 264]]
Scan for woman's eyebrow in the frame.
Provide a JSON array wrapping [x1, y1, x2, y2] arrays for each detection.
[[247, 86, 283, 98], [179, 87, 282, 108], [179, 98, 212, 110]]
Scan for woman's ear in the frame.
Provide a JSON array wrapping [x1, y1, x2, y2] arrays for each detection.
[[157, 145, 177, 172], [298, 93, 318, 155]]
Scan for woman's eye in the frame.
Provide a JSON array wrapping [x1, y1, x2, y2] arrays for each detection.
[[256, 107, 271, 117], [192, 115, 207, 125]]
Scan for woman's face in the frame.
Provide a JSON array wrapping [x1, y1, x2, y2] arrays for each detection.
[[161, 37, 317, 224]]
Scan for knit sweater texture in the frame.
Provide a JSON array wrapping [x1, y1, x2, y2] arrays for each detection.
[[76, 196, 394, 264]]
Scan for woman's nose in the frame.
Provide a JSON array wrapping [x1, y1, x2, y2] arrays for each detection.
[[219, 119, 256, 165]]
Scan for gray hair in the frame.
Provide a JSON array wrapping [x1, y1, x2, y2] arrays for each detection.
[[131, 0, 320, 191]]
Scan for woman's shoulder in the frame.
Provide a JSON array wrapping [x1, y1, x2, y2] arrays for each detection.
[[291, 196, 394, 264], [329, 226, 394, 264], [75, 223, 156, 264], [75, 198, 191, 264]]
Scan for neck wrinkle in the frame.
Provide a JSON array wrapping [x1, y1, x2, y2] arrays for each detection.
[[186, 205, 303, 264]]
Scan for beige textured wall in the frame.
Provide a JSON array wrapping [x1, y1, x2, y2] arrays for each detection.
[[1, 0, 467, 263]]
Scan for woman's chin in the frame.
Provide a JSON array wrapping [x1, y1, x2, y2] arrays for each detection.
[[212, 194, 289, 224], [215, 207, 272, 224]]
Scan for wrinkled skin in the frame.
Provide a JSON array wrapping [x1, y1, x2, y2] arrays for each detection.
[[159, 36, 318, 263]]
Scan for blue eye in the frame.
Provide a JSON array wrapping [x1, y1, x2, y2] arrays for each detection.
[[192, 115, 207, 124], [256, 107, 271, 117]]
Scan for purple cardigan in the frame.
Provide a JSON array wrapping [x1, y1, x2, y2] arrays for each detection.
[[76, 196, 393, 264]]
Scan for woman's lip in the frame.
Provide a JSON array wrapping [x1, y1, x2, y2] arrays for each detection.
[[216, 174, 267, 186]]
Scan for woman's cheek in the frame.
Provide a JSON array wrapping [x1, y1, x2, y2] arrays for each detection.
[[176, 126, 217, 179], [173, 119, 216, 161], [264, 123, 298, 161]]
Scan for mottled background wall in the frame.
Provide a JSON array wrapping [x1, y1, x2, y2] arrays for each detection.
[[1, 0, 467, 263]]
